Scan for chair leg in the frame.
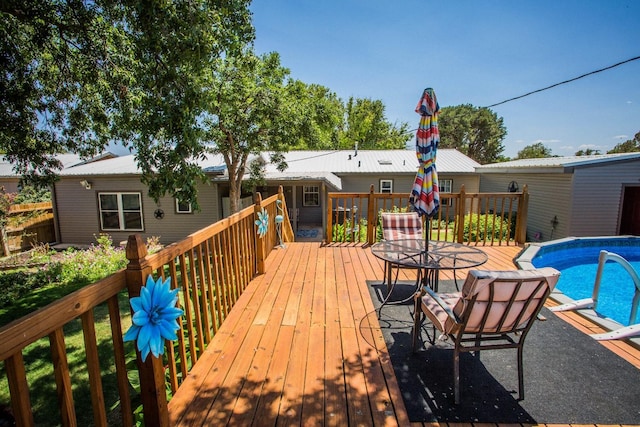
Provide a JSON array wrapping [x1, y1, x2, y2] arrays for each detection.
[[517, 345, 525, 400], [412, 297, 422, 352], [454, 347, 461, 404]]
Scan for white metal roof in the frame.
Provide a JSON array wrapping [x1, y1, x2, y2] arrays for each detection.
[[266, 149, 479, 174], [0, 153, 84, 177], [477, 152, 640, 172], [56, 149, 479, 178]]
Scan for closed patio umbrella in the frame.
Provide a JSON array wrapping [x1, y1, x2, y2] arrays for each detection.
[[411, 87, 440, 222]]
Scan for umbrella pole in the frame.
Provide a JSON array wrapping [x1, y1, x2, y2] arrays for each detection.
[[425, 216, 431, 254]]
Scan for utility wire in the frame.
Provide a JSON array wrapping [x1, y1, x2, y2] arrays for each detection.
[[485, 55, 640, 108]]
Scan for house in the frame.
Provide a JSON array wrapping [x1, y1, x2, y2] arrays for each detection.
[[226, 149, 480, 233], [51, 149, 480, 246], [476, 152, 640, 241]]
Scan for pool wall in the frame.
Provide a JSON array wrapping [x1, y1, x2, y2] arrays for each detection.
[[515, 236, 640, 348]]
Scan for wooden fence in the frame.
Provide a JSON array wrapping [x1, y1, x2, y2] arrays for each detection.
[[327, 184, 529, 245], [0, 189, 293, 427], [1, 202, 55, 255]]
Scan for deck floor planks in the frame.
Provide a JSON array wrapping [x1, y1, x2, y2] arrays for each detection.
[[168, 242, 637, 427], [168, 244, 289, 425], [323, 244, 349, 426], [348, 245, 409, 426], [226, 244, 309, 425]]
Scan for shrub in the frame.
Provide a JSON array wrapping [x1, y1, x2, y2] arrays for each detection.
[[463, 213, 512, 242]]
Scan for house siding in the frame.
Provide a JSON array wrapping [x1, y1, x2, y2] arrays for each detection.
[[570, 161, 640, 236], [479, 173, 573, 241], [339, 173, 480, 195], [55, 177, 220, 246]]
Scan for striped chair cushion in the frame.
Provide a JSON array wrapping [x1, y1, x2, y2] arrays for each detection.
[[381, 212, 423, 240]]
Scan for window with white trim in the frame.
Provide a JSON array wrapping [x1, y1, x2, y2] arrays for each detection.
[[303, 185, 320, 206], [99, 192, 144, 231], [175, 198, 192, 214], [380, 179, 393, 193], [439, 179, 453, 206]]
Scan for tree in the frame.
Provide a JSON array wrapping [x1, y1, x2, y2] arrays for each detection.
[[286, 82, 344, 150], [340, 97, 410, 150], [516, 142, 553, 159], [1, 0, 254, 208], [438, 104, 506, 164], [204, 50, 305, 213], [575, 148, 601, 156], [608, 131, 640, 153]]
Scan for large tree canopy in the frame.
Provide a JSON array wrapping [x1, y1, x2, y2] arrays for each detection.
[[341, 97, 409, 150], [1, 0, 253, 207], [437, 104, 506, 164], [204, 50, 307, 213]]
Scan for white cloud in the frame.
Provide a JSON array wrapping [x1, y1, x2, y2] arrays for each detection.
[[534, 139, 561, 144], [613, 135, 629, 140]]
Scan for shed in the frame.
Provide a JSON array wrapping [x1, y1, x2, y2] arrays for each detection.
[[477, 153, 640, 241]]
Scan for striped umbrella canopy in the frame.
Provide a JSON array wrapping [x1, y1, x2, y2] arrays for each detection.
[[411, 87, 440, 218]]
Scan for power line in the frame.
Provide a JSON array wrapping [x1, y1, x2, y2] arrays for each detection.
[[485, 55, 640, 108]]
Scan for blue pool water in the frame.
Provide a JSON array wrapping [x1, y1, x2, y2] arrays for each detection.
[[530, 237, 640, 326]]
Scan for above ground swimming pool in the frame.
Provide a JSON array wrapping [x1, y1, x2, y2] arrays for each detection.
[[516, 236, 640, 327]]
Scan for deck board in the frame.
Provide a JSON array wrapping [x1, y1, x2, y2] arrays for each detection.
[[168, 242, 638, 426]]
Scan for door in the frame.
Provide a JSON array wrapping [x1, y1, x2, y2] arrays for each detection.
[[619, 186, 640, 235]]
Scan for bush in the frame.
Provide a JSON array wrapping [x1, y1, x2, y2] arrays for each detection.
[[463, 213, 512, 242]]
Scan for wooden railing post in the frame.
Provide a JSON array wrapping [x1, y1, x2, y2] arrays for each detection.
[[367, 184, 376, 245], [125, 234, 169, 427], [456, 185, 466, 243], [254, 193, 266, 274], [326, 194, 333, 243], [515, 185, 529, 244], [278, 186, 294, 243]]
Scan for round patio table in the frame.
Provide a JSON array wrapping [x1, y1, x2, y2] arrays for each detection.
[[370, 239, 488, 314]]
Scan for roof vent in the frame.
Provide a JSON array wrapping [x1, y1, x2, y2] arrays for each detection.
[[378, 159, 392, 165]]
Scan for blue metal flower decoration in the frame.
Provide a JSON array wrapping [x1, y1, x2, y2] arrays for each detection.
[[124, 275, 183, 361], [255, 207, 269, 238]]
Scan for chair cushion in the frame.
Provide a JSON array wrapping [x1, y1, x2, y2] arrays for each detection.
[[381, 212, 423, 240], [421, 267, 561, 334], [420, 292, 463, 334]]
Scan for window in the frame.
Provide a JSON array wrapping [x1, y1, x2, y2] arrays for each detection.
[[439, 179, 453, 206], [303, 185, 320, 206], [99, 192, 144, 231], [380, 179, 393, 193], [175, 198, 192, 214]]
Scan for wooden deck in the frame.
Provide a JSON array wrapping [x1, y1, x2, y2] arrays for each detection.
[[166, 242, 640, 426]]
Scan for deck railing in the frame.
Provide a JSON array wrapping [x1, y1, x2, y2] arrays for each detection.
[[327, 184, 529, 245], [0, 188, 293, 426]]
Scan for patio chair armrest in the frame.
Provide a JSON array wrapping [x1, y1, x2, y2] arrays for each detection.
[[421, 286, 461, 324]]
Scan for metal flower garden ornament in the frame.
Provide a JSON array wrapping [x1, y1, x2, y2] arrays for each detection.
[[124, 275, 183, 361], [255, 207, 269, 237]]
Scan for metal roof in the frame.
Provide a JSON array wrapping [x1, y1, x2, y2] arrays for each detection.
[[266, 149, 479, 174], [477, 152, 640, 172], [0, 153, 84, 178], [56, 149, 479, 178]]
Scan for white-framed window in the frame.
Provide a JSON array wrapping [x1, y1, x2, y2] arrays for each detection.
[[175, 198, 192, 214], [99, 192, 144, 231], [439, 179, 453, 206], [303, 185, 320, 206], [380, 179, 393, 193]]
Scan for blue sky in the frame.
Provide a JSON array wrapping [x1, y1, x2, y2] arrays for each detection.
[[250, 1, 640, 158]]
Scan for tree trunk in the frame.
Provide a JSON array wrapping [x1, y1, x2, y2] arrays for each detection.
[[0, 226, 10, 257]]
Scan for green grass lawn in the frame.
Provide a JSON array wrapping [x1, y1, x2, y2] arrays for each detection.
[[0, 236, 142, 425], [0, 292, 138, 426]]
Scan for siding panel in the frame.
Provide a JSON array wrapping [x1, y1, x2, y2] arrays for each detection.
[[55, 177, 220, 246]]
